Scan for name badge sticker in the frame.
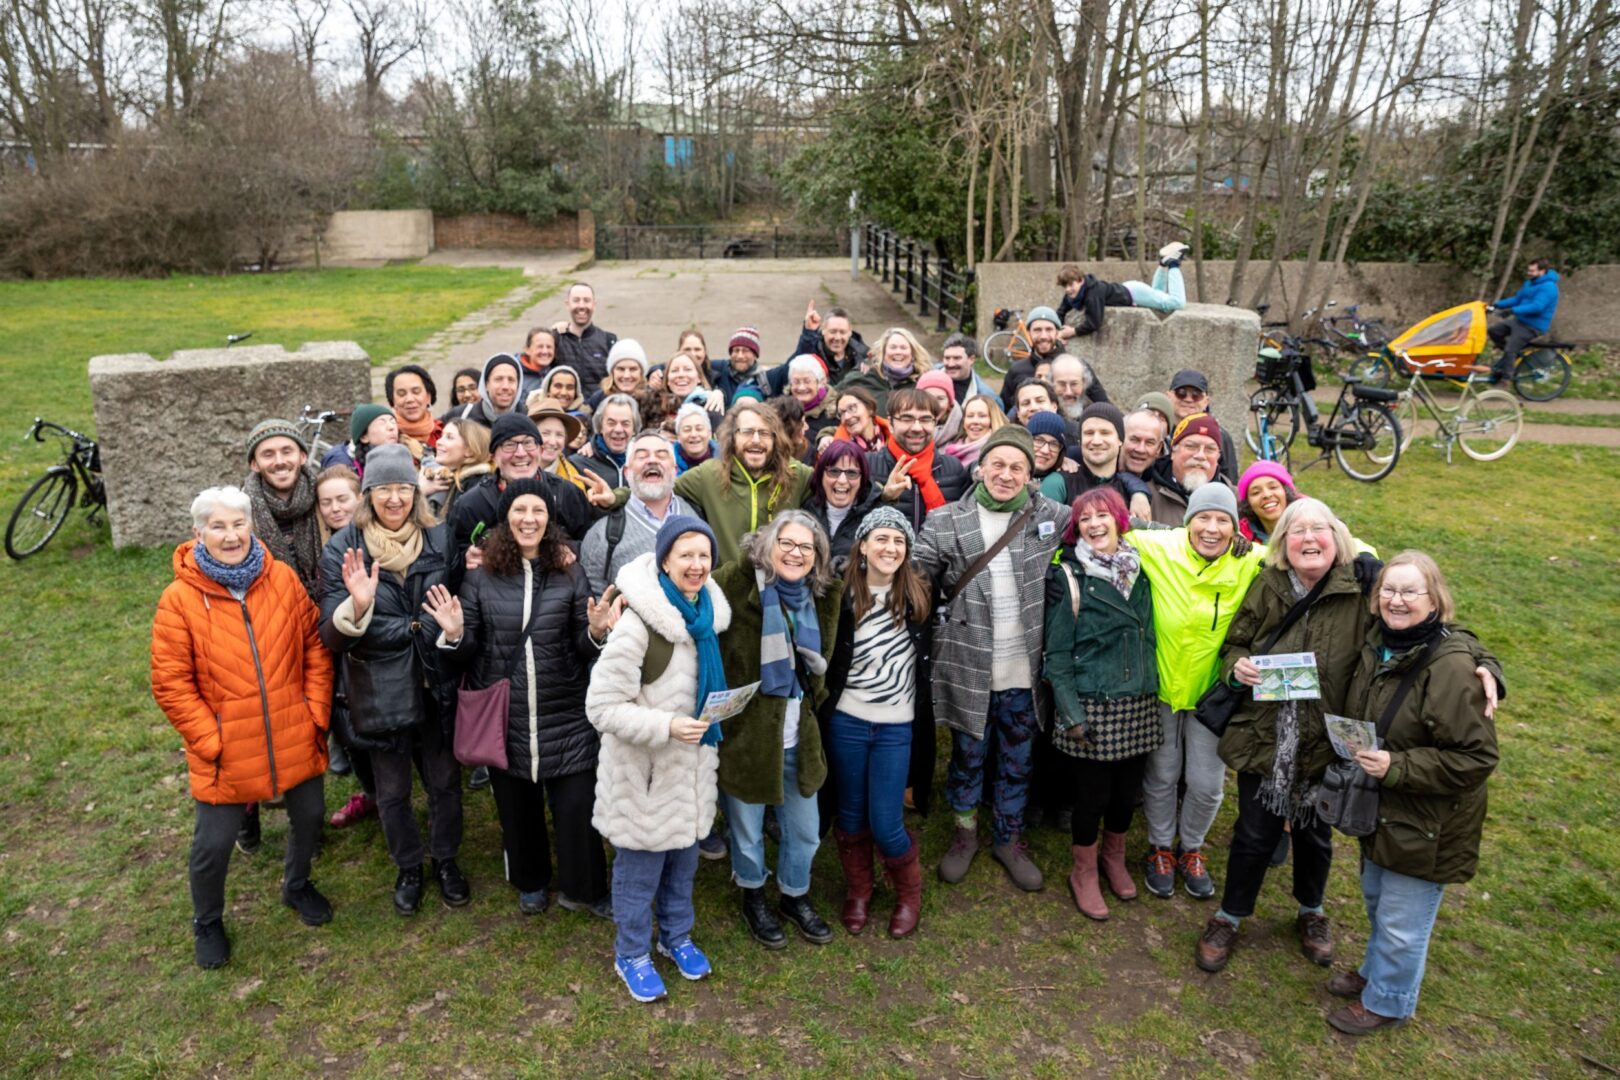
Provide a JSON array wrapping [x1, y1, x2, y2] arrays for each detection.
[[1038, 521, 1056, 539]]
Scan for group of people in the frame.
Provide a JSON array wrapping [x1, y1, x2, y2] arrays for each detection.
[[151, 255, 1502, 1034]]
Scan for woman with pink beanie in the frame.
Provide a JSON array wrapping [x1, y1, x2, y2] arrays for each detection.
[[1236, 461, 1300, 543]]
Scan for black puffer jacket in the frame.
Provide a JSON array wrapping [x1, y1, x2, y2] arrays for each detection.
[[447, 472, 595, 582], [449, 559, 600, 782], [318, 522, 457, 753]]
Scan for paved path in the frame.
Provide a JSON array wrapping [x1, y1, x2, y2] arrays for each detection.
[[377, 255, 946, 402], [1308, 391, 1620, 447]]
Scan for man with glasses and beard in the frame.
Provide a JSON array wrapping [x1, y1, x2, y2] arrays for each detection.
[[1168, 370, 1238, 483], [867, 388, 970, 534], [1146, 414, 1234, 527], [580, 432, 694, 598]]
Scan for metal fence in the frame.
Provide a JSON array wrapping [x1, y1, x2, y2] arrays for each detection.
[[862, 223, 976, 334], [597, 225, 845, 260]]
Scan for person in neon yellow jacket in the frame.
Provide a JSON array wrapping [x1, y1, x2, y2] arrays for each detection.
[[1128, 483, 1264, 903]]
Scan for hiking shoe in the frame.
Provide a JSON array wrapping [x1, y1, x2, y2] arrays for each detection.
[[697, 827, 728, 861], [938, 826, 980, 884], [740, 887, 787, 949], [467, 765, 491, 791], [235, 805, 261, 855], [657, 938, 712, 981], [393, 866, 423, 915], [614, 954, 668, 1003], [1196, 916, 1239, 973], [282, 880, 333, 926], [431, 858, 471, 908], [778, 894, 833, 944], [329, 792, 375, 829], [1326, 1001, 1407, 1035], [193, 918, 230, 969], [1297, 912, 1335, 966], [1144, 847, 1176, 899], [557, 893, 612, 919], [1326, 970, 1368, 999], [1177, 847, 1215, 899], [1159, 241, 1191, 264], [992, 836, 1045, 892], [518, 888, 549, 915]]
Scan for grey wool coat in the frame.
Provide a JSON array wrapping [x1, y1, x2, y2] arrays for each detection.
[[912, 486, 1070, 739]]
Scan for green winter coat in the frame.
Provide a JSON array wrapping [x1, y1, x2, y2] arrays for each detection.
[[1043, 557, 1158, 725], [1217, 563, 1369, 782], [1345, 627, 1499, 884], [673, 457, 813, 563], [712, 561, 844, 805]]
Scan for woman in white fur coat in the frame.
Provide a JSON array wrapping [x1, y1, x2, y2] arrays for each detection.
[[585, 515, 731, 1004]]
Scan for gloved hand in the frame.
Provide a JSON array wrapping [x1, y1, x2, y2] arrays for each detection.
[[1352, 551, 1385, 595]]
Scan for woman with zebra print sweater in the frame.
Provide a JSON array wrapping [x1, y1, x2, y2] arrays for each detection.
[[820, 507, 933, 939]]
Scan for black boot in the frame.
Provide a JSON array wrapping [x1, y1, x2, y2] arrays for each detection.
[[393, 866, 423, 916], [282, 880, 334, 926], [432, 857, 471, 908], [193, 918, 230, 969], [778, 893, 834, 944], [235, 804, 261, 855], [740, 887, 787, 949]]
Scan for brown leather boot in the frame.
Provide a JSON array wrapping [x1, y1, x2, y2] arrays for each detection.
[[832, 829, 875, 935], [1098, 831, 1137, 901], [1326, 970, 1368, 999], [881, 832, 923, 939], [1068, 843, 1109, 921], [1297, 911, 1334, 966], [1326, 1001, 1407, 1035], [1195, 916, 1239, 973]]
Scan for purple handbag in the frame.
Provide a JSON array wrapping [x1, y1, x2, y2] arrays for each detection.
[[452, 581, 545, 770]]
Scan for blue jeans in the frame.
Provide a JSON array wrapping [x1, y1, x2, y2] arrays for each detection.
[[611, 844, 699, 959], [945, 688, 1037, 844], [723, 746, 821, 896], [1358, 860, 1447, 1018], [1124, 266, 1187, 312], [826, 710, 912, 858]]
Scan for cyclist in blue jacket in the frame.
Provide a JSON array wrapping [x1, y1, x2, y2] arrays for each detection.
[[1488, 259, 1560, 382]]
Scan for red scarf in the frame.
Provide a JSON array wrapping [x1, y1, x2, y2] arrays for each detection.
[[886, 432, 946, 511], [395, 409, 441, 448]]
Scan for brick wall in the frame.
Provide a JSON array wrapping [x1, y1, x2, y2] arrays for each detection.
[[434, 209, 594, 252]]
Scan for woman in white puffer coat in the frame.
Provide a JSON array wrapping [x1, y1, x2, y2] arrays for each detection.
[[586, 516, 732, 1004]]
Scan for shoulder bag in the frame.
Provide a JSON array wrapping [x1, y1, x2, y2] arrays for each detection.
[[1193, 571, 1331, 737], [1314, 645, 1435, 837], [452, 575, 547, 770], [945, 499, 1041, 606]]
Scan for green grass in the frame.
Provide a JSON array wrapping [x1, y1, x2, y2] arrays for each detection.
[[1521, 408, 1620, 429], [1, 277, 1618, 1075]]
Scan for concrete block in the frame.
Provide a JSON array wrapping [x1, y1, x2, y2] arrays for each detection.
[[88, 342, 372, 548], [317, 210, 434, 264]]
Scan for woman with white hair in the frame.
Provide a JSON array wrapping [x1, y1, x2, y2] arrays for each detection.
[[785, 354, 840, 447], [151, 485, 334, 969], [672, 403, 717, 475], [835, 327, 933, 415]]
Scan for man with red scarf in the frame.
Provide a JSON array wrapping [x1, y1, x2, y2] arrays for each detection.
[[867, 388, 970, 533]]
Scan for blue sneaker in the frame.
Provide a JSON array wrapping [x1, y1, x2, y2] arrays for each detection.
[[614, 954, 667, 1003], [656, 938, 712, 981]]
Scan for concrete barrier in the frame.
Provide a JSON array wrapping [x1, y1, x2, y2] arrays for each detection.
[[976, 260, 1620, 344], [1058, 303, 1261, 440], [88, 342, 371, 548], [320, 210, 434, 262]]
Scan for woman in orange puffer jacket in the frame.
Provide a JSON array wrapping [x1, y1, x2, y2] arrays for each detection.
[[151, 485, 334, 970]]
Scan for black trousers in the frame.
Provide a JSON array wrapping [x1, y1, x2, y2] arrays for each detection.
[[488, 767, 607, 902], [371, 730, 463, 870], [1065, 752, 1150, 846], [1488, 315, 1539, 378], [189, 774, 324, 923], [1219, 770, 1334, 919]]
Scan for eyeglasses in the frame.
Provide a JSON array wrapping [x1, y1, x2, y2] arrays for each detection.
[[1286, 524, 1332, 538], [736, 428, 775, 443], [499, 438, 540, 452], [1378, 587, 1429, 601], [775, 538, 816, 557], [1173, 387, 1208, 400], [824, 467, 862, 480], [893, 413, 936, 427], [1178, 441, 1219, 458]]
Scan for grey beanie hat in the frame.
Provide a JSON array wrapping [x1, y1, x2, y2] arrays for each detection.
[[853, 505, 917, 549], [1183, 481, 1239, 528], [359, 443, 418, 492]]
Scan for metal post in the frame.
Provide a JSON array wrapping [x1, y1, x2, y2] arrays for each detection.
[[697, 227, 705, 260], [881, 233, 889, 283], [961, 269, 977, 331], [848, 190, 859, 280], [936, 260, 950, 331], [919, 249, 931, 316], [774, 226, 780, 259], [903, 242, 914, 302], [622, 228, 630, 260]]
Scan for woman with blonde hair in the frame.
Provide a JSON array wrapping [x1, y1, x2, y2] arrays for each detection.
[[420, 417, 492, 520], [836, 327, 933, 415], [943, 393, 1008, 468]]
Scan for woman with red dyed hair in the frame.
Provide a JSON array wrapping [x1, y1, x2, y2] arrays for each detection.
[[1041, 486, 1162, 922]]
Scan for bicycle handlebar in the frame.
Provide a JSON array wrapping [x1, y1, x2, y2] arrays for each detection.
[[28, 418, 92, 444]]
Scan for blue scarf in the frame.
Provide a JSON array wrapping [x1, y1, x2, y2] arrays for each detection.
[[757, 570, 824, 699], [592, 432, 627, 471], [674, 439, 717, 475], [193, 537, 265, 594], [659, 571, 728, 747]]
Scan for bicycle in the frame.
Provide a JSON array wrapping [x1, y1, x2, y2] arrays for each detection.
[[296, 404, 350, 462], [1388, 353, 1522, 463], [980, 308, 1032, 375], [5, 419, 106, 560], [1248, 352, 1403, 482], [1342, 301, 1573, 401]]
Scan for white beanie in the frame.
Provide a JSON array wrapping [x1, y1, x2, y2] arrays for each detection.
[[606, 338, 648, 374]]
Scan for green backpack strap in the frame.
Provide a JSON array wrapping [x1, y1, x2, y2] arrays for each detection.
[[641, 632, 675, 686]]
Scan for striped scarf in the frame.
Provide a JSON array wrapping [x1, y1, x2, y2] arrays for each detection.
[[757, 569, 824, 698]]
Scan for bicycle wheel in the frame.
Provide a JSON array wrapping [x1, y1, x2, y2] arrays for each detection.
[[5, 466, 77, 560], [1246, 388, 1300, 458], [1513, 349, 1571, 402], [1456, 389, 1522, 461], [1333, 404, 1400, 482], [979, 329, 1029, 375], [1346, 352, 1394, 388]]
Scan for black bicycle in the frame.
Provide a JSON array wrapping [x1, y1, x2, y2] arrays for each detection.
[[1248, 351, 1403, 482], [5, 419, 106, 560]]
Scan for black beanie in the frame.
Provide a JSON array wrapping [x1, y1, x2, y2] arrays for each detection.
[[489, 413, 542, 453], [1080, 401, 1126, 441], [496, 476, 553, 522]]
